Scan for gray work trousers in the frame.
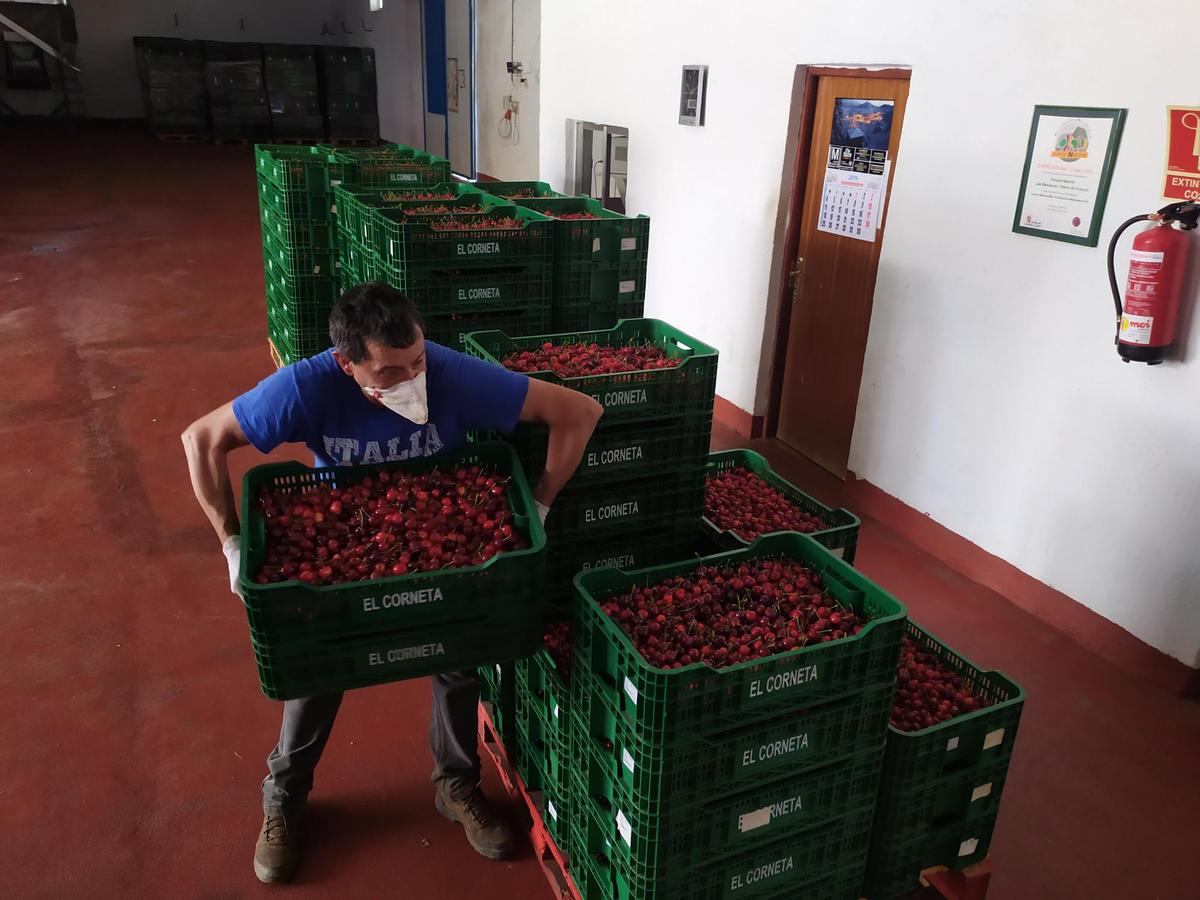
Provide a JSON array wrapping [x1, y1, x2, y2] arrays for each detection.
[[261, 670, 480, 812]]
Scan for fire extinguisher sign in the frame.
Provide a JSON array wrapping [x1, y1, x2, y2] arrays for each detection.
[[1162, 106, 1200, 202]]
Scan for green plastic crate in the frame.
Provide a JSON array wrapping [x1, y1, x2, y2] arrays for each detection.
[[375, 258, 553, 319], [575, 732, 884, 880], [572, 533, 907, 736], [463, 319, 718, 426], [258, 175, 335, 225], [264, 256, 340, 304], [372, 203, 554, 273], [506, 414, 712, 490], [575, 668, 892, 807], [704, 449, 862, 564], [863, 813, 1000, 900], [255, 144, 337, 194], [516, 197, 650, 267], [551, 259, 647, 333], [330, 143, 452, 188], [872, 751, 1012, 840], [238, 442, 547, 645], [514, 648, 574, 848], [266, 301, 332, 362], [544, 524, 700, 604], [260, 198, 337, 249], [478, 660, 518, 752], [546, 465, 705, 544], [573, 794, 874, 900], [423, 305, 552, 354], [262, 226, 338, 278], [483, 180, 570, 199], [333, 182, 500, 246], [882, 621, 1024, 787]]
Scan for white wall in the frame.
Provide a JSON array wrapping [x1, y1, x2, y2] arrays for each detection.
[[71, 0, 350, 118], [539, 0, 1200, 665], [349, 0, 425, 147], [475, 0, 539, 179]]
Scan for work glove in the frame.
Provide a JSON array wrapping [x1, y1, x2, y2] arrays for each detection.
[[534, 500, 550, 526], [222, 534, 243, 600]]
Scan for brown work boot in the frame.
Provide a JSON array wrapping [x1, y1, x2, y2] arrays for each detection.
[[434, 782, 517, 860], [254, 807, 302, 883]]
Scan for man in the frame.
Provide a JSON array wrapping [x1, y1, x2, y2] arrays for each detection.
[[181, 282, 602, 883]]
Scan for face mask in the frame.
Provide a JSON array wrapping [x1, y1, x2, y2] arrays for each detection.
[[363, 371, 428, 424]]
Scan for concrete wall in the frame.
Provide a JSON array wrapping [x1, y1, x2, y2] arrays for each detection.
[[475, 0, 538, 179], [538, 0, 1200, 664]]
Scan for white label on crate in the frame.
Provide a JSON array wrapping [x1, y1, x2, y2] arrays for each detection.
[[619, 280, 636, 294], [389, 238, 395, 256], [958, 837, 979, 858], [330, 178, 342, 187], [547, 798, 558, 821], [970, 783, 993, 803], [622, 748, 635, 773], [738, 806, 772, 833], [621, 237, 637, 252], [946, 736, 960, 753], [313, 265, 322, 275], [623, 676, 639, 705], [983, 727, 1005, 751], [495, 664, 502, 681], [330, 203, 338, 214], [616, 810, 632, 847], [553, 703, 560, 720], [830, 546, 846, 560], [592, 237, 601, 254]]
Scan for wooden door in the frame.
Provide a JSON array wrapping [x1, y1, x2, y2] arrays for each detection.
[[776, 75, 908, 477]]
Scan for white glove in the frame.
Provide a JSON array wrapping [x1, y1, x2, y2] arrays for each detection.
[[222, 534, 243, 599], [534, 500, 550, 526]]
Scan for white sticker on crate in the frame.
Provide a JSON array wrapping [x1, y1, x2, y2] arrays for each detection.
[[737, 806, 772, 833], [619, 280, 636, 294], [389, 238, 395, 256], [547, 798, 558, 821], [621, 237, 637, 251], [970, 783, 993, 803], [831, 547, 846, 559], [330, 203, 338, 214], [331, 178, 342, 187], [622, 748, 635, 773], [958, 837, 979, 857], [592, 237, 601, 254], [983, 728, 1005, 751], [623, 676, 639, 705], [946, 736, 960, 753], [616, 810, 632, 846], [495, 664, 502, 681], [553, 703, 560, 720]]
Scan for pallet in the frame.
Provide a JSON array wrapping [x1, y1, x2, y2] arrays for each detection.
[[919, 859, 993, 900], [478, 701, 580, 900], [155, 133, 209, 143], [211, 136, 263, 146], [325, 136, 382, 146], [268, 338, 284, 370], [270, 137, 324, 145]]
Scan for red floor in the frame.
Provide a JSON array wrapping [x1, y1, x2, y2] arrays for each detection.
[[2, 125, 1198, 900]]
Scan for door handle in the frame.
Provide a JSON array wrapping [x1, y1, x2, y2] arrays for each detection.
[[790, 258, 805, 289]]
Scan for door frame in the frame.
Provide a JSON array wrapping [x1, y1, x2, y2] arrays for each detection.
[[759, 65, 912, 441]]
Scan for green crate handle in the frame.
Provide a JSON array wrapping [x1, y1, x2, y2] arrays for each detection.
[[238, 441, 546, 594]]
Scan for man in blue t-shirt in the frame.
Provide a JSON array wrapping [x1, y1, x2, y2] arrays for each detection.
[[182, 283, 602, 883]]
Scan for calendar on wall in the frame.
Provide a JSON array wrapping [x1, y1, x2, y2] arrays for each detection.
[[817, 97, 894, 243], [817, 165, 889, 242]]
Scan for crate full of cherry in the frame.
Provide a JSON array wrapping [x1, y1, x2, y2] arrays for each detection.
[[370, 203, 554, 275], [704, 448, 861, 564], [237, 442, 547, 699]]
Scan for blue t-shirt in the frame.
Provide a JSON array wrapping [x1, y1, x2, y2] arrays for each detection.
[[233, 342, 529, 467]]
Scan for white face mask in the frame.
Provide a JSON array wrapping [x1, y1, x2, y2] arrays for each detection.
[[363, 371, 429, 424]]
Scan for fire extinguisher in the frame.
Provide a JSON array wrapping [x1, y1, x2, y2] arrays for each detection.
[[1107, 201, 1199, 364]]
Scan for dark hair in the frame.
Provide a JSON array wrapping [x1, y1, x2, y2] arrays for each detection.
[[328, 281, 423, 363]]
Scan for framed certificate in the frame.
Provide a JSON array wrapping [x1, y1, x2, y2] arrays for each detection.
[[1012, 105, 1126, 247]]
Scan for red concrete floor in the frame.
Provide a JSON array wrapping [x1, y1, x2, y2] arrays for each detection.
[[1, 123, 1197, 900]]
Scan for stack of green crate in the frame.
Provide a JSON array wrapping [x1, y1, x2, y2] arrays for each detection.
[[236, 443, 548, 700], [703, 449, 863, 565], [465, 318, 718, 605], [327, 143, 452, 189], [256, 144, 340, 365], [862, 622, 1024, 899], [359, 202, 554, 351], [508, 196, 650, 333], [482, 181, 571, 200], [568, 533, 907, 899], [333, 182, 506, 292]]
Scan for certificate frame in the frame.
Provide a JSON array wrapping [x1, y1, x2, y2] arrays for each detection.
[[1012, 105, 1126, 247]]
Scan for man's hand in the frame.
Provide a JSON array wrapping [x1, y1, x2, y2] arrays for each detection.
[[519, 379, 603, 507], [223, 534, 243, 599]]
